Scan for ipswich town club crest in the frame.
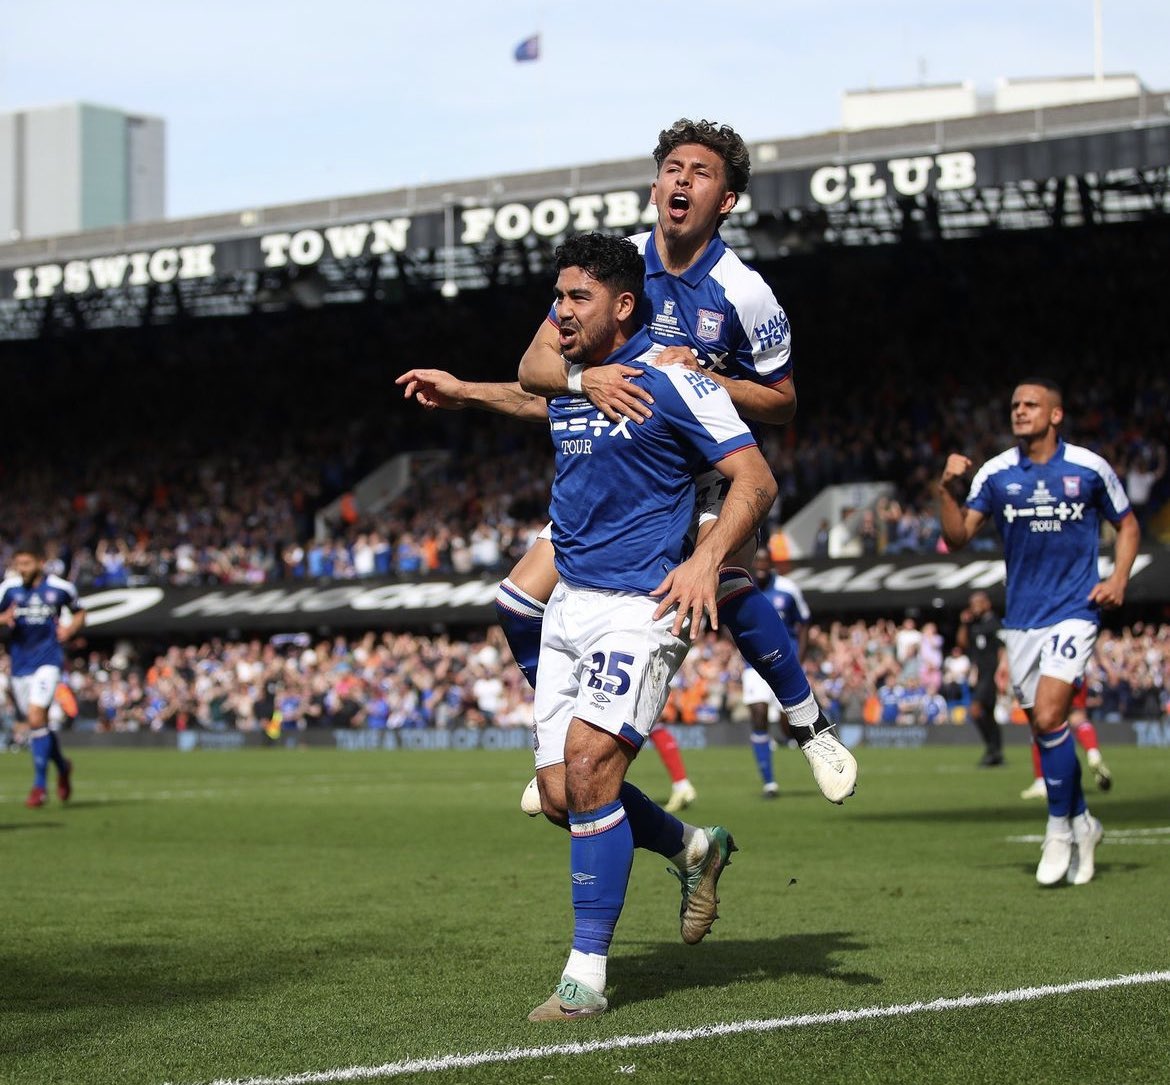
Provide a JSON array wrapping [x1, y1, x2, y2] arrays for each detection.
[[696, 308, 724, 342], [1063, 476, 1081, 497]]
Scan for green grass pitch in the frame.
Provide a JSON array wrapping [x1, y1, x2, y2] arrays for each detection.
[[2, 740, 1167, 1085]]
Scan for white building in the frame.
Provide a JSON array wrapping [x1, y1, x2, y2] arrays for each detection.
[[0, 102, 165, 241]]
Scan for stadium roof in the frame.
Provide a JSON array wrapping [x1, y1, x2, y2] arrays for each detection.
[[2, 91, 1168, 337]]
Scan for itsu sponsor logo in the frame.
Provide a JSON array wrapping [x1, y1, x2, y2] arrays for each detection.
[[754, 311, 790, 351]]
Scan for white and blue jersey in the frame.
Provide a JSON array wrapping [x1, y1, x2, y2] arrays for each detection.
[[965, 439, 1130, 629], [632, 229, 791, 392], [758, 573, 811, 641], [0, 574, 81, 675], [548, 328, 757, 594], [545, 229, 792, 399]]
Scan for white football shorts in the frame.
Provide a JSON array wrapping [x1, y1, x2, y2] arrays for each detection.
[[11, 665, 61, 721], [532, 581, 689, 770], [741, 665, 780, 708], [1002, 619, 1098, 709]]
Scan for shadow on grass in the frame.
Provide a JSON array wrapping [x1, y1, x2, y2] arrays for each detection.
[[0, 932, 374, 1059], [848, 795, 1170, 827], [613, 931, 880, 1008], [0, 821, 64, 832]]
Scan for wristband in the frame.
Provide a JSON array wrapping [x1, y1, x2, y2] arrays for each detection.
[[566, 364, 585, 394]]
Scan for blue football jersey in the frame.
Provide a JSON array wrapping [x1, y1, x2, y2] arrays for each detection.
[[631, 229, 792, 390], [545, 229, 793, 396], [0, 574, 82, 675], [965, 440, 1130, 629], [548, 328, 757, 593]]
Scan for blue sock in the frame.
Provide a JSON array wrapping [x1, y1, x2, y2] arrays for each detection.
[[717, 572, 812, 710], [751, 731, 774, 785], [619, 781, 684, 858], [1037, 725, 1082, 818], [31, 733, 51, 790], [569, 800, 633, 957], [48, 731, 68, 772], [494, 578, 545, 689]]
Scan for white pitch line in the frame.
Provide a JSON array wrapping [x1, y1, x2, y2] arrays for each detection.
[[1008, 826, 1170, 845], [182, 970, 1170, 1085]]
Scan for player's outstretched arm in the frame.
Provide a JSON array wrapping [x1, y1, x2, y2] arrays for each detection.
[[1089, 510, 1140, 608], [651, 448, 777, 639], [395, 368, 548, 422], [517, 318, 653, 423], [937, 453, 985, 550]]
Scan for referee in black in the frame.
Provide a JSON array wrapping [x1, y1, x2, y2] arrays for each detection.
[[957, 590, 1006, 766]]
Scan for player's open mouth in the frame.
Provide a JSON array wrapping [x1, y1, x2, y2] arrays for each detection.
[[559, 325, 578, 349], [667, 192, 690, 221]]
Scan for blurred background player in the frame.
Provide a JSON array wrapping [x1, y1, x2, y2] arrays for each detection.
[[742, 549, 810, 797], [1, 540, 86, 807], [1021, 678, 1112, 798], [939, 378, 1138, 886], [956, 590, 1007, 767]]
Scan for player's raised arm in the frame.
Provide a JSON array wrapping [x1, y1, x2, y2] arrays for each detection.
[[937, 453, 986, 550], [518, 315, 653, 423], [395, 368, 548, 422]]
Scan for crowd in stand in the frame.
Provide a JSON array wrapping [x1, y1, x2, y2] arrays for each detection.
[[2, 224, 1168, 589], [3, 616, 1165, 737], [3, 227, 1170, 740]]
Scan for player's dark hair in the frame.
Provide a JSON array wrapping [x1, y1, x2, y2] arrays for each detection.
[[1016, 376, 1063, 403], [653, 118, 751, 195], [14, 538, 44, 558], [554, 233, 644, 303]]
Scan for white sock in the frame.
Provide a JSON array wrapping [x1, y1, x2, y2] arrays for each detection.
[[1086, 748, 1102, 768], [784, 693, 820, 730], [670, 825, 708, 870], [1046, 814, 1072, 839], [565, 950, 607, 994], [671, 778, 692, 792]]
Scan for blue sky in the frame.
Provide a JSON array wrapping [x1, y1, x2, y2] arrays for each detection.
[[5, 1, 1168, 219]]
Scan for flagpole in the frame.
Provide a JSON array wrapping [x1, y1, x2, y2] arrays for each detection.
[[1093, 0, 1103, 82], [537, 22, 546, 170]]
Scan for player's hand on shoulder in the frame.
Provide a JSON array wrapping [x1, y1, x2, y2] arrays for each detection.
[[0, 605, 15, 627], [581, 364, 653, 423], [651, 346, 700, 371]]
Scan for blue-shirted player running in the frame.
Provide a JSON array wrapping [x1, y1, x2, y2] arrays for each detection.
[[742, 548, 811, 797], [1, 541, 86, 808], [524, 232, 776, 1022], [938, 378, 1140, 886]]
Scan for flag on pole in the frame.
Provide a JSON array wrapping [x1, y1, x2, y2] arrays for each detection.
[[514, 34, 540, 62]]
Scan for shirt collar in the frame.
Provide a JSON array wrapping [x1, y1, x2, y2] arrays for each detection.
[[605, 327, 654, 367], [1019, 437, 1065, 468], [644, 227, 727, 287]]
